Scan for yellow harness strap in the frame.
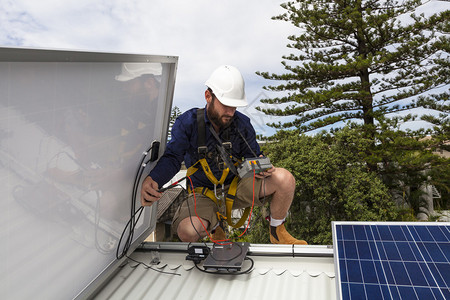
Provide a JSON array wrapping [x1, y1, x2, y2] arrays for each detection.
[[225, 176, 251, 228], [186, 159, 250, 228], [199, 158, 229, 185]]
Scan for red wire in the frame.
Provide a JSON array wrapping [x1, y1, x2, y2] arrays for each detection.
[[187, 175, 220, 243], [187, 169, 256, 245]]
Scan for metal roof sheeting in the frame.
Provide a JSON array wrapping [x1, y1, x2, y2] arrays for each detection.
[[92, 243, 336, 300]]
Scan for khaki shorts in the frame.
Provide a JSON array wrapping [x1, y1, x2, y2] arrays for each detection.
[[172, 176, 271, 233]]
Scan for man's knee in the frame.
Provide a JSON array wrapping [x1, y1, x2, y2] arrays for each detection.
[[279, 167, 295, 184], [177, 217, 209, 242], [272, 167, 295, 190], [260, 167, 295, 198]]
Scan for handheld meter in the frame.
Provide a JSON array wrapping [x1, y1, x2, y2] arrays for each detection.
[[237, 157, 272, 178]]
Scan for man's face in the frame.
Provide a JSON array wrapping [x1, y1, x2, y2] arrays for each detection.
[[207, 92, 236, 129]]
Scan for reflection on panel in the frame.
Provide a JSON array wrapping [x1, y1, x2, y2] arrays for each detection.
[[0, 59, 174, 299]]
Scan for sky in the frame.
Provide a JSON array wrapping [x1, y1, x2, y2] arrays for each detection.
[[0, 0, 295, 136], [0, 0, 448, 136]]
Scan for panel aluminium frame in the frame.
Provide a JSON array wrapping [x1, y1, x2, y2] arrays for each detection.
[[0, 47, 178, 300], [332, 221, 450, 300]]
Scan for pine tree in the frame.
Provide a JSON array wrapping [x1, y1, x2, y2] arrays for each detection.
[[257, 0, 449, 134], [167, 106, 182, 141]]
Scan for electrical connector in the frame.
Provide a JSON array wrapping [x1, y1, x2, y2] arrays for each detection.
[[185, 246, 210, 264]]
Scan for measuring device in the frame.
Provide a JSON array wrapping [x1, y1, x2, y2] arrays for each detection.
[[237, 157, 272, 178]]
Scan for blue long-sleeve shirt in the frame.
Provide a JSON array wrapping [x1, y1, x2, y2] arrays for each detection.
[[149, 106, 262, 189]]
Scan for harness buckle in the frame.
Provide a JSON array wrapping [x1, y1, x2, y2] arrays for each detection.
[[222, 142, 232, 151], [198, 146, 208, 158]]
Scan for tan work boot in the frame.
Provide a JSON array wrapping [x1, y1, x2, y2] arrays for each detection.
[[211, 225, 227, 241], [270, 223, 308, 245]]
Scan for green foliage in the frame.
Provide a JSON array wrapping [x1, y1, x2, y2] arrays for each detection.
[[240, 122, 449, 244], [368, 118, 450, 213], [428, 162, 450, 210], [253, 127, 398, 245], [231, 206, 271, 244], [257, 0, 449, 134]]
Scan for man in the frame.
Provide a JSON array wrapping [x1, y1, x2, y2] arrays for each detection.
[[140, 65, 307, 245]]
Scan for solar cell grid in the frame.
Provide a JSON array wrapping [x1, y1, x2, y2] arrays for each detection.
[[333, 222, 450, 300]]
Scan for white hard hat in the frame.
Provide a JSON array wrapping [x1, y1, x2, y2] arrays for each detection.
[[115, 63, 162, 81], [205, 65, 248, 107]]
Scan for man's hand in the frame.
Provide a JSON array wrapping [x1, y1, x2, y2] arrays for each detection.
[[255, 165, 275, 179], [140, 176, 162, 206], [255, 154, 274, 179]]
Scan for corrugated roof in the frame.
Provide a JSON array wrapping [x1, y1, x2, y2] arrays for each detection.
[[92, 243, 336, 300]]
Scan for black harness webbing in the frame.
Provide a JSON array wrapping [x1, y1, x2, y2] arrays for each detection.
[[197, 108, 207, 156]]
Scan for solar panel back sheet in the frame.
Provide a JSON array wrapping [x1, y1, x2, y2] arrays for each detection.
[[332, 222, 450, 300]]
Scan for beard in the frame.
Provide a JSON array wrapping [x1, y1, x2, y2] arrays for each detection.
[[207, 98, 233, 129]]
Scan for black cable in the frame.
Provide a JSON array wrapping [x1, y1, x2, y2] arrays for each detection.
[[236, 128, 258, 157], [116, 142, 187, 278], [116, 206, 145, 259], [184, 185, 210, 248], [207, 126, 239, 176], [125, 255, 181, 276], [116, 144, 155, 260]]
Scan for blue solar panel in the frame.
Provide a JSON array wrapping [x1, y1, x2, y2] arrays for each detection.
[[332, 222, 450, 300]]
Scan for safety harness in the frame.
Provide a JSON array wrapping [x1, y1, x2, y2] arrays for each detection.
[[186, 108, 251, 228]]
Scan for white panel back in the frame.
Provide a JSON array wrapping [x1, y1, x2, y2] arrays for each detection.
[[0, 51, 176, 299]]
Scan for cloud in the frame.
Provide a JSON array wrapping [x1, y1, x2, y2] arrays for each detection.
[[0, 0, 297, 134], [0, 0, 292, 113], [1, 0, 447, 136]]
